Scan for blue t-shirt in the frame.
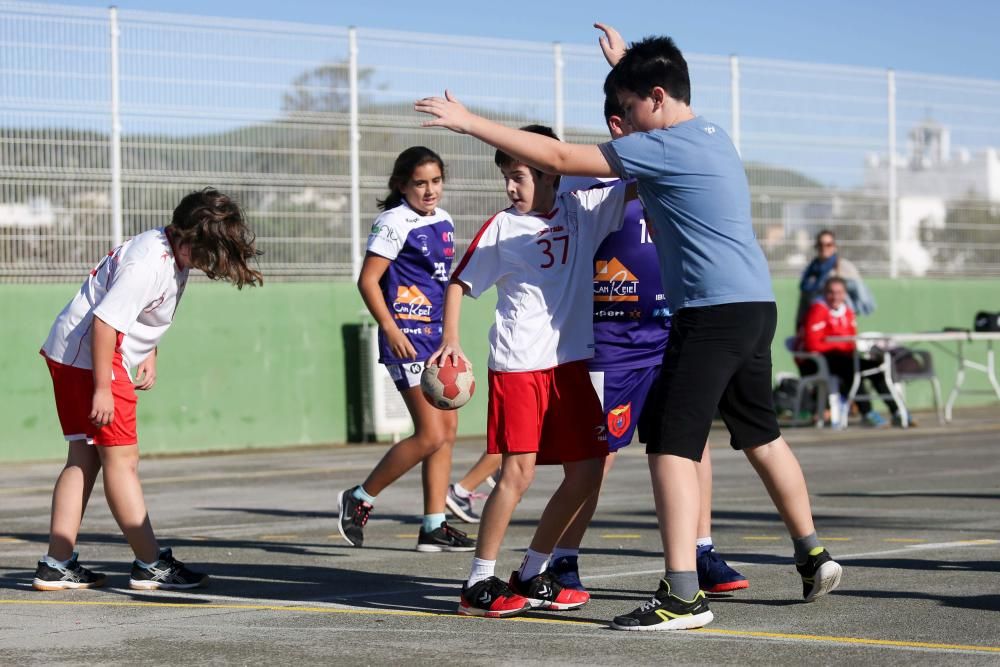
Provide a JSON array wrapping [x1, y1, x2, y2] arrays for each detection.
[[366, 202, 454, 364], [599, 117, 775, 310], [560, 177, 670, 370]]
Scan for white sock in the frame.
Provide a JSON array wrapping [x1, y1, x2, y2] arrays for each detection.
[[518, 548, 550, 581], [467, 557, 495, 587], [696, 537, 713, 550], [453, 482, 472, 499], [551, 547, 579, 561]]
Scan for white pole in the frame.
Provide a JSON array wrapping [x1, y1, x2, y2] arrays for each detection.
[[349, 27, 361, 279], [109, 6, 123, 248], [730, 54, 741, 157], [887, 68, 898, 279], [553, 42, 564, 139]]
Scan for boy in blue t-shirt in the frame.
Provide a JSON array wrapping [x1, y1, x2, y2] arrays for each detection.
[[551, 94, 747, 597], [415, 23, 841, 631]]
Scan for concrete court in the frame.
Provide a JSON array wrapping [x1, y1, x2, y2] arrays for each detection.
[[1, 409, 999, 665]]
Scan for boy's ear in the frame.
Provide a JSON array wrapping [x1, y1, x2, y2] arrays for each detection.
[[651, 86, 667, 110], [607, 115, 626, 138]]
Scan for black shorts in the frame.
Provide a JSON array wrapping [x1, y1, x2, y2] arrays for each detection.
[[640, 301, 782, 460]]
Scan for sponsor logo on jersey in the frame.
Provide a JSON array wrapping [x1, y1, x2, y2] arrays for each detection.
[[416, 234, 430, 256], [535, 225, 565, 237], [608, 403, 632, 439], [393, 285, 433, 322], [594, 257, 639, 302]]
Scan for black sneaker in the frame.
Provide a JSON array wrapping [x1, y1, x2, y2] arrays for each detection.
[[128, 548, 209, 590], [610, 579, 713, 631], [458, 576, 529, 618], [32, 553, 106, 591], [416, 522, 476, 552], [796, 547, 842, 602], [509, 570, 589, 610], [337, 486, 373, 547]]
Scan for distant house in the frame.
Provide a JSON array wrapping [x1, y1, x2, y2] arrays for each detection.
[[0, 198, 57, 228]]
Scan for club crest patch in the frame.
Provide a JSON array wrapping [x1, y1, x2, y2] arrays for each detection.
[[607, 403, 632, 439]]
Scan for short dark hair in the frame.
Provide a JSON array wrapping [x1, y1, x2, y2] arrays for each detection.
[[816, 229, 836, 244], [494, 125, 561, 189], [494, 124, 560, 169], [603, 94, 624, 123], [824, 276, 847, 291], [170, 188, 263, 289], [377, 146, 446, 211], [603, 35, 691, 106]]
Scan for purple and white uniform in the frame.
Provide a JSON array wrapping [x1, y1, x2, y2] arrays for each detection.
[[561, 176, 671, 450], [366, 201, 455, 390]]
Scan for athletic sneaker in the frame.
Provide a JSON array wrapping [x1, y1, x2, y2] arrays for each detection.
[[128, 549, 208, 590], [508, 570, 589, 610], [796, 547, 843, 602], [610, 579, 713, 631], [892, 413, 917, 428], [548, 555, 585, 591], [415, 522, 476, 552], [445, 484, 481, 523], [696, 546, 749, 593], [458, 576, 529, 618], [32, 553, 106, 591], [337, 486, 373, 547], [862, 411, 888, 428]]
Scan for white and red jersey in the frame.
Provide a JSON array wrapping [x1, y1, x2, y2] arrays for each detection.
[[800, 300, 856, 355], [41, 228, 189, 375], [453, 184, 626, 372]]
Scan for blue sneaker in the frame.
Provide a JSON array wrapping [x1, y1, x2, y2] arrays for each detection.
[[548, 556, 585, 591], [862, 411, 888, 428], [696, 546, 748, 593]]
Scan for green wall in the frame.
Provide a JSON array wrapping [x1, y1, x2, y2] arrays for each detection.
[[2, 278, 997, 462]]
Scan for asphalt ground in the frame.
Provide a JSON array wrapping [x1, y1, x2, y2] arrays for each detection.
[[1, 408, 999, 665]]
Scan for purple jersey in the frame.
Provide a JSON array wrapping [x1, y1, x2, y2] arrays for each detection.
[[564, 179, 670, 370], [366, 202, 455, 364]]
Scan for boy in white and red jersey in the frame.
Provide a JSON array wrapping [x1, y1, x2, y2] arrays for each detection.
[[430, 125, 634, 618], [33, 188, 262, 592]]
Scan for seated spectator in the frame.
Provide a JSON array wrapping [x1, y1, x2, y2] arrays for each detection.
[[798, 277, 900, 428], [796, 229, 875, 333]]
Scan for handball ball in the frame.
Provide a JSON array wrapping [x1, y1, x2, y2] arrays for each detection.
[[421, 358, 476, 410]]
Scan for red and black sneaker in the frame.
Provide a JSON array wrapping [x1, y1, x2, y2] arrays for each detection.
[[458, 576, 529, 618], [509, 570, 589, 610]]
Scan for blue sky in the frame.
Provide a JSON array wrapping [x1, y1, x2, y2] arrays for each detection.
[[39, 0, 1000, 80]]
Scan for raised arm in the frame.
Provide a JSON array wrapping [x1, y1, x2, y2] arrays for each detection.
[[415, 91, 616, 178]]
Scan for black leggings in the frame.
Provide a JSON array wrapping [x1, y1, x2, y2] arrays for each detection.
[[801, 353, 899, 416]]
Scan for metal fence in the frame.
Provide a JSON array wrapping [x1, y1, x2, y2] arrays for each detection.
[[2, 1, 999, 282]]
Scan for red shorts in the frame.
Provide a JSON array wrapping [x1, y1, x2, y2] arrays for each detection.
[[487, 360, 608, 465], [44, 355, 138, 446]]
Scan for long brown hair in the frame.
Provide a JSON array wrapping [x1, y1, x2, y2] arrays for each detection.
[[376, 146, 446, 211], [169, 188, 263, 288]]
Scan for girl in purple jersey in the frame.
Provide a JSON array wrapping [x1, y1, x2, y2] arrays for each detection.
[[337, 147, 475, 553]]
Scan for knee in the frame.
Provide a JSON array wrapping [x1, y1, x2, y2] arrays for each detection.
[[498, 465, 534, 495], [414, 430, 453, 455]]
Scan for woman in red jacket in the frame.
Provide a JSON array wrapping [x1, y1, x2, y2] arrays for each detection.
[[800, 277, 899, 427]]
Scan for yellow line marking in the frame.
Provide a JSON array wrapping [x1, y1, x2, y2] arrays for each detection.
[[742, 536, 781, 541], [600, 534, 641, 539], [0, 599, 997, 653], [955, 539, 997, 545], [694, 628, 1000, 653], [395, 534, 418, 538], [884, 538, 926, 543], [0, 537, 25, 543]]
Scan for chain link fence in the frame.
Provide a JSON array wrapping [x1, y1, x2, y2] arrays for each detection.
[[2, 1, 999, 282]]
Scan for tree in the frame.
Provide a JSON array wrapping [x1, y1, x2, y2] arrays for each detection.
[[282, 61, 378, 115]]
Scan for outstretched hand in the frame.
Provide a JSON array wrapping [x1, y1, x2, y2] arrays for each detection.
[[594, 23, 626, 66], [414, 90, 473, 134]]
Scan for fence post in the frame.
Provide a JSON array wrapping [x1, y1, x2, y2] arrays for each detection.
[[887, 68, 898, 279], [109, 6, 123, 249], [553, 42, 564, 140], [730, 54, 741, 157], [349, 27, 361, 279]]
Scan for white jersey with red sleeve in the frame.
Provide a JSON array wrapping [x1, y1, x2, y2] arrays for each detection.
[[453, 183, 626, 371], [41, 228, 190, 374]]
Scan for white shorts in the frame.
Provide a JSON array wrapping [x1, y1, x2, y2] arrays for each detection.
[[386, 361, 424, 391]]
